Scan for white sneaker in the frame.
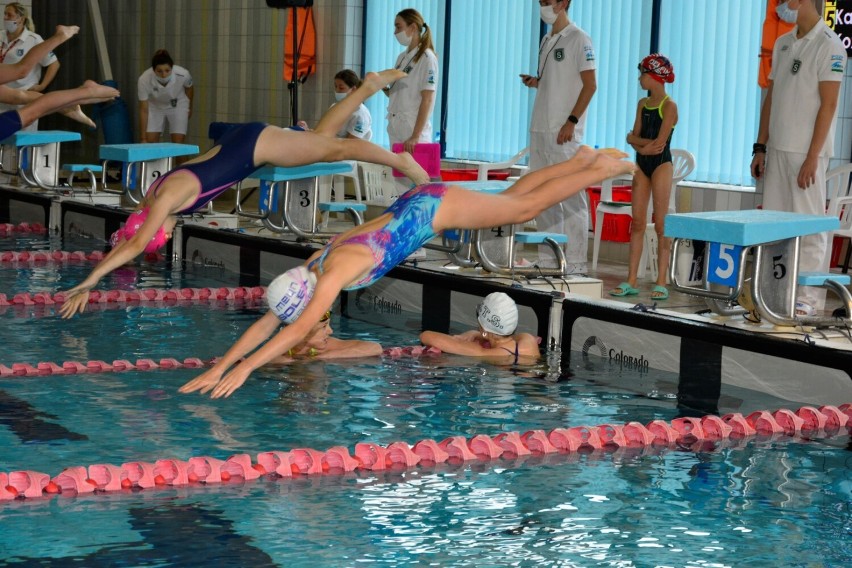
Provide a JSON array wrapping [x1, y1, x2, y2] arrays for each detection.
[[795, 301, 817, 317]]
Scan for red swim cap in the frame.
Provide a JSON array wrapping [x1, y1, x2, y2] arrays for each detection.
[[639, 54, 675, 84]]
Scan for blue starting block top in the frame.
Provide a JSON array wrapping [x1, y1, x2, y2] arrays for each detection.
[[3, 130, 81, 146], [451, 180, 512, 193], [318, 202, 367, 212], [99, 143, 199, 162], [665, 209, 839, 247], [515, 231, 568, 244], [249, 162, 353, 181]]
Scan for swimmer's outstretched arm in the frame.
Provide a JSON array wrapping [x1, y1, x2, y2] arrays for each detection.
[[180, 270, 348, 398], [317, 337, 383, 359], [59, 198, 177, 318], [0, 25, 78, 85]]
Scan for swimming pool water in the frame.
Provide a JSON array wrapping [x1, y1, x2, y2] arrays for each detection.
[[0, 235, 849, 567]]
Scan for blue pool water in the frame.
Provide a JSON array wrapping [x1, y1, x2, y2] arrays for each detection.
[[0, 235, 850, 566]]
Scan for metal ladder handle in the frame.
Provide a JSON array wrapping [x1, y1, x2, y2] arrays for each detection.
[[668, 238, 748, 304], [233, 180, 269, 220], [751, 239, 800, 326], [17, 147, 38, 187]]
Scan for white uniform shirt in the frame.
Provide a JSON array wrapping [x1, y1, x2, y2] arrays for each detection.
[[387, 48, 438, 120], [336, 102, 372, 140], [530, 23, 596, 138], [137, 65, 193, 110], [0, 29, 57, 90], [768, 21, 846, 157]]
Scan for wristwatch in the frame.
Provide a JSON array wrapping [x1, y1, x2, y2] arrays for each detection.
[[567, 114, 579, 125]]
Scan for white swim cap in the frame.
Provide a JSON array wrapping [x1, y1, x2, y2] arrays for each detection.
[[267, 266, 317, 324], [477, 292, 518, 335]]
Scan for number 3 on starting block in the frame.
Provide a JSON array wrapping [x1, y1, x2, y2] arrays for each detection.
[[707, 242, 743, 287]]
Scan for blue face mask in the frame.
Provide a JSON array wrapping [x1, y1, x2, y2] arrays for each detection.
[[776, 1, 798, 24]]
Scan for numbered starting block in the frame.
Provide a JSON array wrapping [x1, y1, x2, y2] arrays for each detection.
[[238, 162, 360, 238], [2, 130, 81, 190], [666, 209, 852, 326], [99, 143, 199, 205]]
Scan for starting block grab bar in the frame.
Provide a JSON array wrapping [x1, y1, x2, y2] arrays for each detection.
[[666, 209, 851, 327]]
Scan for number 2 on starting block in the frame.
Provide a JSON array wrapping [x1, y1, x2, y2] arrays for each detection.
[[707, 242, 743, 287]]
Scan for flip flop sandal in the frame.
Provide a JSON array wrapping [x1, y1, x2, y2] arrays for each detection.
[[743, 311, 762, 324], [609, 282, 639, 297], [651, 285, 669, 301]]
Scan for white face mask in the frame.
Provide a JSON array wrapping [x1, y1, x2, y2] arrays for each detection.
[[395, 30, 411, 46], [4, 19, 19, 34], [540, 5, 559, 25], [334, 91, 348, 102], [156, 74, 171, 86], [776, 1, 798, 24]]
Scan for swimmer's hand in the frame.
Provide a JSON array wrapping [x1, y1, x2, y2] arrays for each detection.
[[178, 368, 223, 395], [208, 367, 251, 399], [58, 283, 94, 318]]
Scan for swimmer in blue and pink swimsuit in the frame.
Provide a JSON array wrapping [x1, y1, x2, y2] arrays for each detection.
[[309, 183, 448, 289]]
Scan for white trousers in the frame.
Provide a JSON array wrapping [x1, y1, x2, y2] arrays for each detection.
[[762, 148, 829, 309], [528, 131, 588, 270]]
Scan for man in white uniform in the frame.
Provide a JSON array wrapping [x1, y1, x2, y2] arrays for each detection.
[[522, 0, 596, 272], [0, 3, 59, 132], [751, 0, 846, 315]]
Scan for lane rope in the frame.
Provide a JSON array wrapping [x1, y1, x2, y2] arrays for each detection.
[[0, 223, 47, 234], [0, 286, 267, 307], [1, 404, 848, 502], [0, 346, 440, 376]]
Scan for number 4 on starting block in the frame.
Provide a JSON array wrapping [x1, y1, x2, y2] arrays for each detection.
[[707, 242, 743, 287]]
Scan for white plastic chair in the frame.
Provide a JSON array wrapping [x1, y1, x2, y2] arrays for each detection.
[[476, 147, 529, 180], [825, 163, 852, 273], [591, 149, 695, 275]]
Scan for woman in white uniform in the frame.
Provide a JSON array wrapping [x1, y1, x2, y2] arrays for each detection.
[[137, 49, 193, 143], [332, 69, 372, 140], [383, 8, 438, 154]]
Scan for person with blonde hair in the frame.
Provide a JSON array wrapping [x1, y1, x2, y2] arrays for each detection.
[[384, 8, 438, 154]]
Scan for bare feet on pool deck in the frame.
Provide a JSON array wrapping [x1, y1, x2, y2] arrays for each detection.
[[60, 105, 96, 129], [55, 25, 80, 40], [365, 69, 406, 94], [397, 151, 430, 186]]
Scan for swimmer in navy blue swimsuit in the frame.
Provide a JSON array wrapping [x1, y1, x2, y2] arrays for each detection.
[[60, 68, 434, 319], [610, 54, 679, 302], [179, 146, 635, 398]]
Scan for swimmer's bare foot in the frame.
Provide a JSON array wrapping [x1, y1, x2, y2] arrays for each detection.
[[60, 105, 96, 129], [397, 151, 429, 186], [55, 25, 80, 41], [591, 148, 635, 179], [366, 69, 406, 93], [76, 80, 120, 104]]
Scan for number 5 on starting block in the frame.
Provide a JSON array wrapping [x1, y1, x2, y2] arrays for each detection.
[[707, 242, 743, 287]]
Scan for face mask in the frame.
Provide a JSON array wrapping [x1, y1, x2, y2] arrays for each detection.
[[395, 30, 411, 46], [334, 91, 348, 102], [4, 19, 19, 33], [540, 5, 559, 25], [776, 2, 798, 24], [156, 74, 171, 86]]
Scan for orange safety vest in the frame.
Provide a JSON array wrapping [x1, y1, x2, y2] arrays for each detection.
[[759, 1, 795, 88], [283, 6, 316, 83]]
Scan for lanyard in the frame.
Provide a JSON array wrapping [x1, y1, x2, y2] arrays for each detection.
[[396, 49, 418, 73], [0, 38, 20, 63], [537, 33, 561, 80]]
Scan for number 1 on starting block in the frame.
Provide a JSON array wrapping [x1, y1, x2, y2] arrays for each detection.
[[707, 242, 743, 287]]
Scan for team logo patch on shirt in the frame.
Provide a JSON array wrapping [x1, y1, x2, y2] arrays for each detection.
[[554, 48, 564, 61], [831, 55, 844, 61], [791, 59, 801, 74], [15, 48, 23, 57], [427, 69, 435, 85], [584, 44, 595, 61], [831, 60, 844, 72]]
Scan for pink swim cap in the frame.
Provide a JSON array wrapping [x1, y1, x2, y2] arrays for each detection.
[[109, 207, 169, 254]]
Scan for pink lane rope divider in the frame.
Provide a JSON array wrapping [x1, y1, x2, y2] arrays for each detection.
[[0, 286, 267, 307], [0, 346, 439, 378], [0, 222, 47, 234], [3, 404, 850, 503], [0, 250, 104, 264]]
